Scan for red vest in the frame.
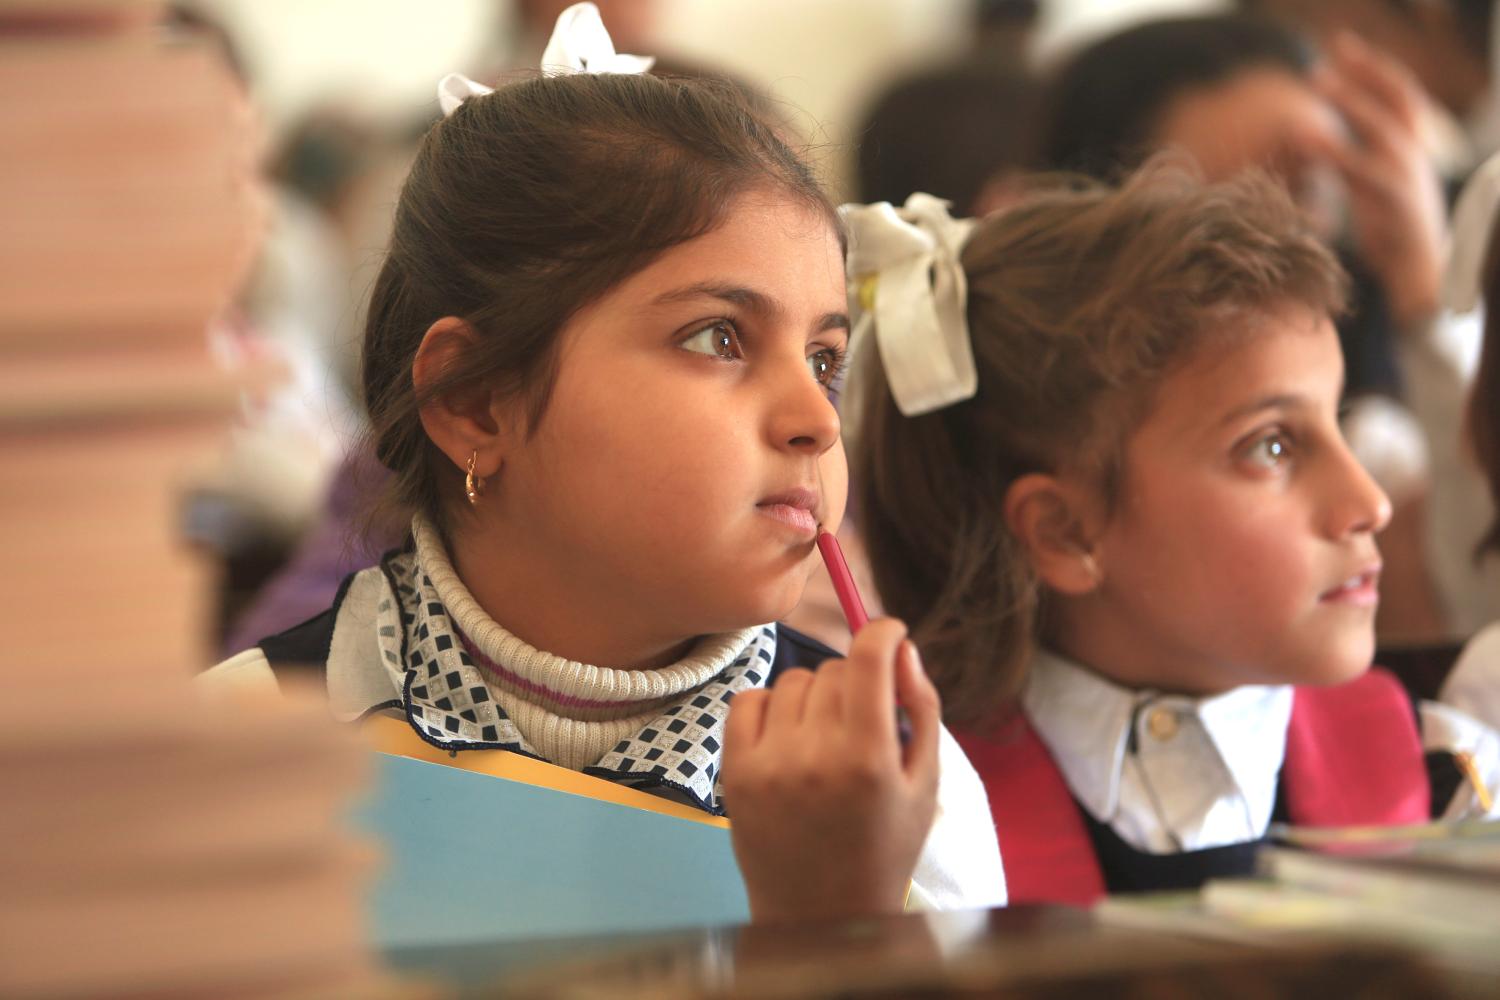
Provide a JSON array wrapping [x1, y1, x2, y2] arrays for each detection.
[[956, 667, 1430, 906]]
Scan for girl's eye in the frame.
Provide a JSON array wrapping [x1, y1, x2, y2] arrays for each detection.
[[681, 321, 742, 360], [808, 346, 847, 390], [1242, 431, 1293, 471]]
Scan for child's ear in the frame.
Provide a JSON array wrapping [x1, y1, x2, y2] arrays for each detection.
[[412, 316, 512, 482], [1003, 473, 1104, 596]]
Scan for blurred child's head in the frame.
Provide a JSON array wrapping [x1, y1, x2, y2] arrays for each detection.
[[1040, 15, 1345, 237], [854, 163, 1390, 724], [856, 65, 1040, 217], [362, 71, 848, 639]]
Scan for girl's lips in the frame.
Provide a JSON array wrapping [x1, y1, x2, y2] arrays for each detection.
[[757, 502, 819, 536], [756, 488, 820, 538], [1319, 566, 1382, 606]]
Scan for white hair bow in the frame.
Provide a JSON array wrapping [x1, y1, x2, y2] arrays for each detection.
[[541, 2, 655, 76], [839, 193, 977, 417], [1444, 149, 1500, 314], [438, 73, 493, 116], [437, 2, 654, 117]]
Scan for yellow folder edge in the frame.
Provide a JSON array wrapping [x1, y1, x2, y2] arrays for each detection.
[[363, 714, 731, 830]]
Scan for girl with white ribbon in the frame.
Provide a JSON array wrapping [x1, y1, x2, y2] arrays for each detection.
[[205, 0, 1005, 939], [844, 162, 1500, 907]]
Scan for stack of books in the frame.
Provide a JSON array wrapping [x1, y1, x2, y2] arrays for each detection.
[[0, 4, 394, 995], [1097, 820, 1500, 981], [1227, 822, 1500, 969]]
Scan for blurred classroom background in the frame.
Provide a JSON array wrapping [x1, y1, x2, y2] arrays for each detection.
[[5, 0, 1499, 993], [195, 0, 1215, 156]]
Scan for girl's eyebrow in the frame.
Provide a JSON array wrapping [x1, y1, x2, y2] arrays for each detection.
[[651, 280, 850, 334], [815, 310, 852, 334], [653, 280, 777, 313], [1218, 393, 1306, 426], [1216, 374, 1347, 428]]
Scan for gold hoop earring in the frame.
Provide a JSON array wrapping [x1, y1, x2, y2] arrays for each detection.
[[465, 450, 485, 506]]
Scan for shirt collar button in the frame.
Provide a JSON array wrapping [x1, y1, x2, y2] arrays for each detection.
[[1146, 707, 1180, 742]]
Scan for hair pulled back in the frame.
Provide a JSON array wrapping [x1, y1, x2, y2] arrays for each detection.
[[854, 162, 1347, 726]]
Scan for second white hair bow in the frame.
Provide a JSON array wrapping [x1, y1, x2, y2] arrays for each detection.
[[438, 2, 654, 117], [839, 193, 978, 417]]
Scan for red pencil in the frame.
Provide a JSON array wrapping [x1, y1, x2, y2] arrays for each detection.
[[816, 528, 869, 634], [816, 527, 911, 742]]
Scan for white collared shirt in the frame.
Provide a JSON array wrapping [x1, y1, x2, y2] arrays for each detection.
[[1021, 650, 1500, 853], [1022, 649, 1294, 854]]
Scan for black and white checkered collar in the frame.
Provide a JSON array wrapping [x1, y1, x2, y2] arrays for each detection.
[[372, 547, 777, 815]]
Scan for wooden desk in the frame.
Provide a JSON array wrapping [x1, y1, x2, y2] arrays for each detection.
[[388, 905, 1463, 999]]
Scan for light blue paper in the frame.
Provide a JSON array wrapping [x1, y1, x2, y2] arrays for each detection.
[[354, 752, 750, 948]]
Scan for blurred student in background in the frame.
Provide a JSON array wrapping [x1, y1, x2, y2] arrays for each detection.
[[1037, 14, 1452, 643], [1244, 0, 1497, 177]]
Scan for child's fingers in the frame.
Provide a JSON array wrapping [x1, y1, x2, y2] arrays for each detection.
[[1328, 31, 1423, 132], [762, 667, 816, 737], [804, 657, 847, 725], [894, 640, 942, 789], [1316, 69, 1404, 160], [724, 687, 770, 759], [842, 617, 908, 743], [1296, 124, 1395, 204]]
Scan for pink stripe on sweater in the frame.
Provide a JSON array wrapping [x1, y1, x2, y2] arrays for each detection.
[[456, 631, 665, 712]]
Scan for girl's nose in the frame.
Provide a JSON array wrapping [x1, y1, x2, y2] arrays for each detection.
[[770, 363, 841, 456], [1325, 439, 1394, 540]]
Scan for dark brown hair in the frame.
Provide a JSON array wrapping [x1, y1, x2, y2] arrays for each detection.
[[362, 71, 833, 533], [1038, 14, 1312, 179], [856, 65, 1039, 216], [1470, 218, 1500, 559], [853, 161, 1347, 727]]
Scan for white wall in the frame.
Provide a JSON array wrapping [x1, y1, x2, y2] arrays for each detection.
[[199, 0, 1229, 192], [201, 0, 972, 139], [199, 0, 495, 129], [199, 1, 1230, 133], [1032, 0, 1227, 65]]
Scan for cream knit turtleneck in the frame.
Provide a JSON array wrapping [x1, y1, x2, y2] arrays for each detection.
[[413, 517, 758, 771]]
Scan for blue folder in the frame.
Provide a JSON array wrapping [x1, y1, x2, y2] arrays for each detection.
[[355, 751, 751, 948]]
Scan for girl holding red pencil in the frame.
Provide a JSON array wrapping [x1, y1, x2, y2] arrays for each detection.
[[203, 4, 1004, 925]]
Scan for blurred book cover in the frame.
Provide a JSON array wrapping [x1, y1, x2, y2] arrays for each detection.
[[359, 717, 750, 949]]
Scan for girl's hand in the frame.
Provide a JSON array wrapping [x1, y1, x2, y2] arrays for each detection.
[[720, 618, 941, 924], [1304, 31, 1447, 331]]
